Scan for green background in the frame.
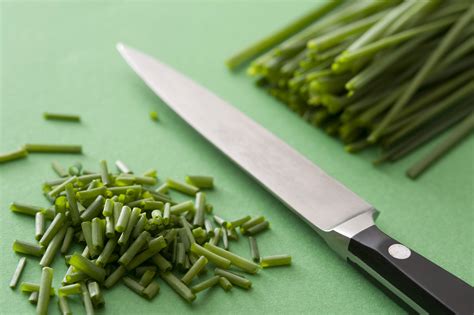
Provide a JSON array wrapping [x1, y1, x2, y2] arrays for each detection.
[[1, 1, 472, 314]]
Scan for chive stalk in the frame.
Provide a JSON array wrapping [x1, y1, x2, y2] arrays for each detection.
[[181, 256, 208, 285], [0, 147, 28, 163], [214, 268, 252, 289], [9, 257, 27, 289], [204, 243, 260, 274], [37, 267, 54, 315], [13, 240, 44, 257], [58, 296, 72, 315], [24, 144, 82, 154], [43, 112, 80, 122], [191, 275, 220, 293], [160, 272, 196, 303]]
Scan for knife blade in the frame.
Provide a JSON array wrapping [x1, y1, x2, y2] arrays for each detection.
[[117, 43, 473, 314]]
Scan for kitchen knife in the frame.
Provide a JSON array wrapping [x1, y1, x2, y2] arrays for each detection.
[[117, 43, 473, 314]]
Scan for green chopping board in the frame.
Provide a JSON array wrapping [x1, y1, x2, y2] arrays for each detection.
[[1, 1, 472, 314]]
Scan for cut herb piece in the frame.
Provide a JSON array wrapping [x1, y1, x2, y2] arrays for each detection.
[[69, 253, 106, 283], [191, 275, 220, 293], [9, 257, 27, 289], [43, 112, 80, 122], [260, 254, 292, 267], [35, 212, 46, 241], [37, 267, 54, 315], [0, 147, 28, 163], [245, 221, 270, 235], [166, 178, 199, 196], [185, 175, 214, 189], [248, 237, 260, 263], [142, 281, 160, 300], [13, 240, 44, 257], [149, 111, 159, 121], [52, 161, 68, 177], [58, 283, 82, 297], [80, 282, 94, 315], [58, 296, 72, 315], [214, 268, 252, 289], [29, 291, 39, 304], [160, 272, 196, 303], [181, 256, 208, 285], [219, 276, 233, 291], [10, 202, 44, 217], [190, 243, 231, 269], [204, 243, 260, 274], [88, 281, 104, 308], [24, 144, 82, 154]]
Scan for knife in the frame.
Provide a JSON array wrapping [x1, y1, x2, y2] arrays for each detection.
[[116, 43, 473, 314]]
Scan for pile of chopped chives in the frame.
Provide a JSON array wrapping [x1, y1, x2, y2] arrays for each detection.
[[227, 1, 474, 179], [9, 160, 291, 314]]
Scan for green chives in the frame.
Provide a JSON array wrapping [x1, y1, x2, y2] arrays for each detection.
[[20, 282, 55, 295], [240, 216, 265, 233], [190, 243, 231, 269], [209, 228, 221, 246], [115, 160, 132, 174], [35, 212, 46, 241], [97, 237, 118, 267], [43, 112, 80, 122], [245, 221, 270, 235], [81, 221, 95, 257], [214, 268, 252, 289], [149, 111, 159, 121], [13, 240, 44, 257], [219, 276, 233, 291], [226, 215, 251, 229], [160, 272, 196, 303], [118, 231, 150, 266], [260, 255, 292, 267], [0, 147, 28, 163], [204, 243, 260, 274], [123, 276, 144, 296], [182, 256, 208, 285], [151, 253, 173, 272], [40, 225, 68, 267], [191, 275, 220, 293], [69, 253, 106, 283], [248, 237, 260, 263], [9, 257, 27, 288], [88, 281, 104, 308], [222, 227, 229, 250], [139, 270, 156, 287], [104, 265, 126, 289], [58, 283, 82, 297], [48, 176, 77, 198], [166, 178, 199, 196], [10, 202, 44, 216], [92, 218, 104, 252], [52, 161, 68, 177], [115, 205, 131, 232], [24, 144, 82, 154], [61, 227, 75, 254], [118, 207, 141, 246], [39, 212, 66, 246], [193, 192, 206, 227], [29, 291, 39, 304], [185, 175, 214, 189], [80, 282, 94, 315], [37, 267, 54, 315], [170, 200, 195, 215], [99, 160, 111, 186], [142, 281, 160, 300]]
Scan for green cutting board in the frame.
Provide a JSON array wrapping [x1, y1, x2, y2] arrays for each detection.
[[1, 1, 472, 314]]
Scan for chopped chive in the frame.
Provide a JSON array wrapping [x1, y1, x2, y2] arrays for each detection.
[[204, 219, 214, 236], [166, 178, 199, 196], [170, 200, 195, 215], [35, 212, 46, 241], [185, 175, 214, 189], [155, 183, 169, 194], [192, 192, 206, 227], [20, 282, 55, 295], [81, 222, 96, 257], [209, 228, 221, 246], [0, 147, 28, 163], [99, 160, 111, 186], [68, 162, 82, 176], [24, 144, 82, 154], [80, 282, 94, 315], [113, 202, 123, 226], [204, 243, 260, 274], [205, 203, 213, 214], [115, 205, 131, 232], [142, 281, 160, 299], [118, 207, 141, 246], [135, 266, 157, 277], [65, 183, 80, 226], [149, 111, 159, 121], [48, 176, 77, 198], [260, 254, 292, 267], [37, 267, 54, 315], [245, 221, 270, 235], [248, 237, 260, 263], [58, 283, 82, 297], [222, 227, 229, 250], [181, 256, 208, 285], [118, 231, 150, 266], [102, 198, 114, 217], [88, 281, 104, 308], [126, 236, 167, 270], [214, 268, 251, 289], [40, 225, 69, 267], [240, 216, 265, 233], [160, 272, 196, 303], [10, 202, 44, 216], [142, 200, 164, 210], [29, 291, 39, 304], [104, 265, 126, 289], [407, 113, 474, 179], [115, 160, 132, 174], [69, 253, 106, 283], [9, 257, 27, 289], [226, 215, 251, 229], [91, 218, 104, 252], [151, 253, 173, 272], [192, 227, 207, 243], [52, 161, 68, 177], [58, 296, 72, 315], [123, 276, 145, 296], [108, 185, 142, 196], [190, 243, 231, 269], [139, 270, 156, 287], [13, 240, 44, 257], [132, 213, 147, 239], [96, 237, 118, 267], [180, 216, 196, 248], [191, 275, 220, 293], [43, 112, 80, 122], [219, 276, 233, 291], [77, 186, 106, 202], [60, 227, 75, 254]]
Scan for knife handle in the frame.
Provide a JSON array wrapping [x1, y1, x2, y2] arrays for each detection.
[[347, 225, 473, 315]]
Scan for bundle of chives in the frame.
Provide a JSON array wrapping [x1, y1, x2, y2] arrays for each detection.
[[8, 160, 292, 312], [228, 1, 474, 179]]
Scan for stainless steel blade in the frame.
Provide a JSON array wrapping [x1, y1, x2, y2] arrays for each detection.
[[117, 43, 374, 233]]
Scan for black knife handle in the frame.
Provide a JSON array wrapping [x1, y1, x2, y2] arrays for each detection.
[[348, 225, 473, 314]]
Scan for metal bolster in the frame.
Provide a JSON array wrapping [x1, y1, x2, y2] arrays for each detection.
[[321, 209, 378, 258]]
